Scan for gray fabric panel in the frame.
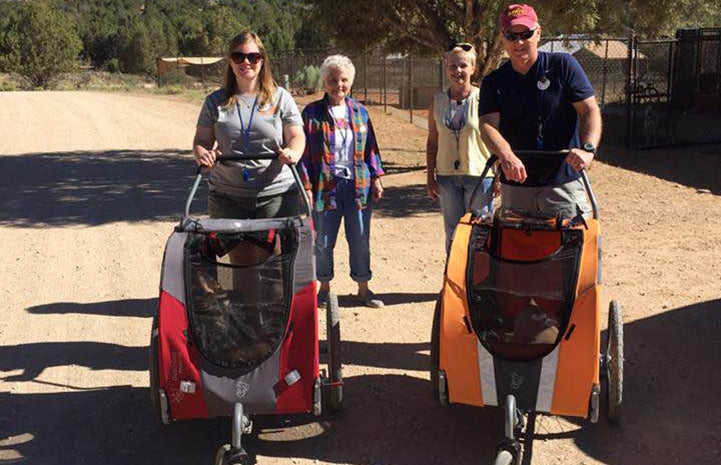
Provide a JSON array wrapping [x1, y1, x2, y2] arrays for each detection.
[[293, 223, 315, 292], [476, 340, 498, 406], [181, 217, 305, 234], [201, 345, 282, 417], [535, 346, 560, 412], [160, 232, 187, 303]]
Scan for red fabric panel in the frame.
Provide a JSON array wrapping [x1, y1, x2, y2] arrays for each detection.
[[275, 282, 318, 414], [158, 290, 208, 420]]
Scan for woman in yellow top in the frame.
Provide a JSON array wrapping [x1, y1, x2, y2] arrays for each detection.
[[426, 42, 494, 252]]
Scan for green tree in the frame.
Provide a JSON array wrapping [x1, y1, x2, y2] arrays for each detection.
[[0, 1, 83, 88], [118, 19, 154, 74], [305, 0, 721, 76]]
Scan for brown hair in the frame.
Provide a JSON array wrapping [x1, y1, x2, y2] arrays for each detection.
[[223, 32, 277, 108]]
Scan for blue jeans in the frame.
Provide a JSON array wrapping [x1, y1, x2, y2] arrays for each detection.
[[437, 175, 494, 252], [312, 178, 373, 283]]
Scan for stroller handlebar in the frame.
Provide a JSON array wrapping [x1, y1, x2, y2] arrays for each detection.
[[185, 153, 312, 222], [476, 149, 599, 220]]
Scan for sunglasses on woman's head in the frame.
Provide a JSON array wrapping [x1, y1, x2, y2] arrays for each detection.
[[450, 42, 474, 52], [502, 29, 536, 42], [230, 52, 263, 65]]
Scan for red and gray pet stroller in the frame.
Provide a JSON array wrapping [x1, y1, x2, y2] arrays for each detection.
[[149, 155, 342, 465]]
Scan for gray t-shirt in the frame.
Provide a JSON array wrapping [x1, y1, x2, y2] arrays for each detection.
[[197, 86, 303, 197]]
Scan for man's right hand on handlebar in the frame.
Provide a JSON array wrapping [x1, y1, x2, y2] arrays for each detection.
[[499, 152, 527, 183]]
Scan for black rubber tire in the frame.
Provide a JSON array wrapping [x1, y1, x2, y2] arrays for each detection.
[[606, 300, 624, 422], [149, 314, 161, 417], [326, 292, 343, 412], [430, 295, 442, 403]]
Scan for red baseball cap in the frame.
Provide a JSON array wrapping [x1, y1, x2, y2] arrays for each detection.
[[500, 4, 539, 30]]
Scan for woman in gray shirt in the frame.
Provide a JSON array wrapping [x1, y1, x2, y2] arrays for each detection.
[[193, 31, 305, 220], [192, 31, 305, 272]]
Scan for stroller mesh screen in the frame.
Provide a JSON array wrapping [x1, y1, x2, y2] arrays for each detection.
[[185, 228, 297, 369], [468, 225, 582, 360]]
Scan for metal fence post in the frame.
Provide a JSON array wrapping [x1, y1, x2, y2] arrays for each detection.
[[438, 58, 444, 90], [409, 52, 414, 123], [383, 55, 388, 112], [626, 33, 635, 148], [364, 53, 368, 102], [601, 40, 609, 107]]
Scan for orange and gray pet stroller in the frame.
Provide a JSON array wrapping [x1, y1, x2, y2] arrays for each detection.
[[431, 151, 623, 465]]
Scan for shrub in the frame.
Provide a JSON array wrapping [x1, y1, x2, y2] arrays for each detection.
[[104, 59, 121, 74], [0, 1, 82, 89], [158, 68, 192, 88], [293, 65, 322, 94]]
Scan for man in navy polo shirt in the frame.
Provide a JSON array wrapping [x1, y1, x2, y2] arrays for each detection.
[[479, 3, 602, 218]]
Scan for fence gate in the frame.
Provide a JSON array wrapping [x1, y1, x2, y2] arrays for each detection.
[[628, 29, 721, 149]]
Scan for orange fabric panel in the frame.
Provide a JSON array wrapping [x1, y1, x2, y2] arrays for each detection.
[[551, 222, 601, 417], [498, 229, 562, 262], [441, 219, 484, 406]]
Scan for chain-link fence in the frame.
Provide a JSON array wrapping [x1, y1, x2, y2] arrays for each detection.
[[541, 37, 631, 107], [158, 29, 721, 149], [627, 29, 721, 149]]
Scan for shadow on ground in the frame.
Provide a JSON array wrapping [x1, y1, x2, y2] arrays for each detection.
[[600, 129, 721, 194], [337, 292, 437, 307], [558, 298, 721, 465], [0, 150, 204, 227], [3, 303, 718, 464], [0, 342, 146, 382], [26, 298, 156, 318], [0, 376, 503, 465], [374, 183, 437, 218]]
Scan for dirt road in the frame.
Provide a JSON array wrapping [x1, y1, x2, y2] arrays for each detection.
[[1, 91, 719, 465]]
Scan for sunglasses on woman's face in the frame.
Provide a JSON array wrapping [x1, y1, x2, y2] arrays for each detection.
[[230, 52, 262, 65], [502, 29, 536, 42], [450, 42, 474, 52]]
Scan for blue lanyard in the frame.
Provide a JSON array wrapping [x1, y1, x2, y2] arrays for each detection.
[[327, 102, 352, 154], [236, 96, 259, 154], [536, 58, 549, 151], [236, 96, 258, 181]]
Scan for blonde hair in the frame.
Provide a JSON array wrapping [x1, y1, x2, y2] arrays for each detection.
[[223, 32, 276, 108], [446, 44, 477, 67]]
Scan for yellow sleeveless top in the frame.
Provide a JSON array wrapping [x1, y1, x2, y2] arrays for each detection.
[[433, 86, 493, 177]]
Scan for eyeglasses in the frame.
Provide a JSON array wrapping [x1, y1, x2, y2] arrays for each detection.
[[502, 29, 537, 42], [230, 52, 263, 65], [450, 42, 475, 52]]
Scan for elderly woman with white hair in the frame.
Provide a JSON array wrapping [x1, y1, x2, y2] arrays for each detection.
[[299, 54, 385, 308], [426, 42, 495, 253]]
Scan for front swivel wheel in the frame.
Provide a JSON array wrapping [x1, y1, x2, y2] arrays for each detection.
[[214, 445, 251, 465]]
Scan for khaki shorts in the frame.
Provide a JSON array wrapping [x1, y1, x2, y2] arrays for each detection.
[[208, 189, 300, 219], [500, 179, 591, 219]]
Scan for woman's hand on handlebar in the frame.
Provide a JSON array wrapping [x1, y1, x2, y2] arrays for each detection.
[[499, 152, 527, 183], [194, 146, 220, 167], [277, 147, 301, 165]]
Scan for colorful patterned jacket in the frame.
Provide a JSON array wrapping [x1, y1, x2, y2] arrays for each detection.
[[299, 95, 384, 211]]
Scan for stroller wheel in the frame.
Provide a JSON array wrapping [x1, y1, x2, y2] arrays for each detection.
[[605, 300, 624, 422], [493, 449, 515, 465], [430, 295, 447, 405], [148, 314, 169, 425], [215, 444, 251, 465], [326, 292, 343, 412]]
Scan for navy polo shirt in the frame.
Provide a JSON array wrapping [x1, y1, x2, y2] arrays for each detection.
[[479, 52, 595, 186]]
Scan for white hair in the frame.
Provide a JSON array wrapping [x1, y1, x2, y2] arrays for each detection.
[[320, 54, 356, 84]]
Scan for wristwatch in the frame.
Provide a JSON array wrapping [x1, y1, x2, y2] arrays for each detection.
[[582, 142, 597, 154]]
